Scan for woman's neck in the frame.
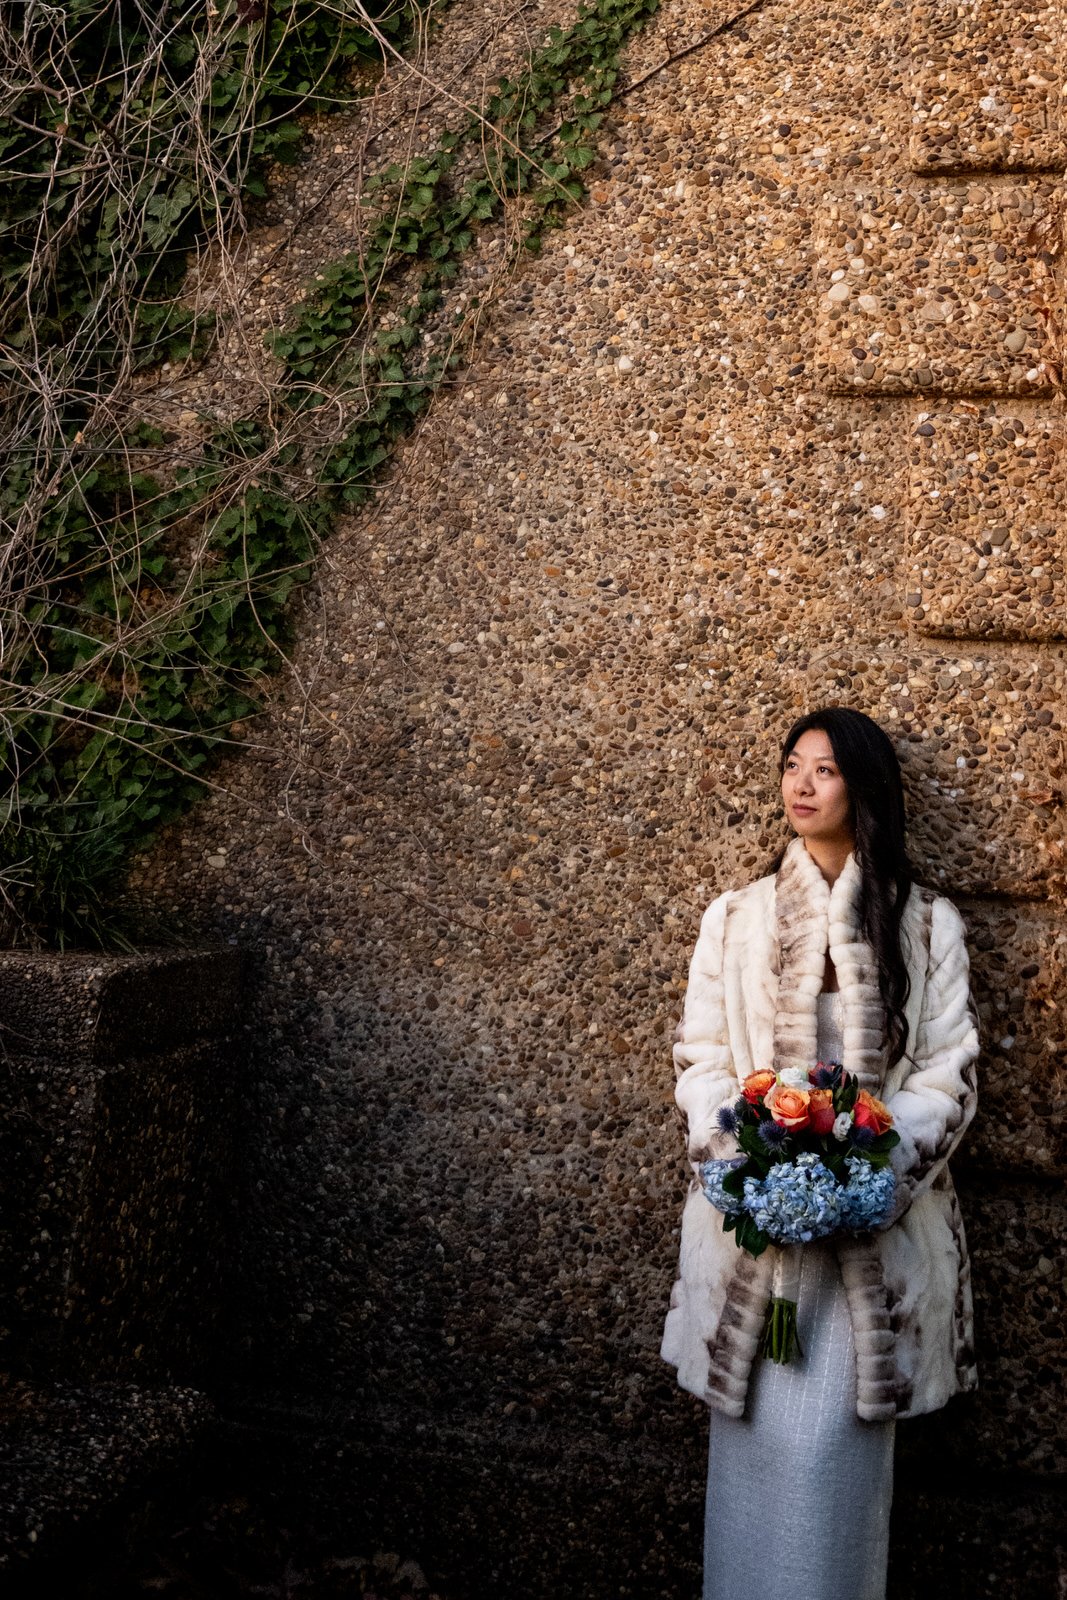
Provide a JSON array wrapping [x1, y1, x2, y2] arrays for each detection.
[[801, 835, 855, 887]]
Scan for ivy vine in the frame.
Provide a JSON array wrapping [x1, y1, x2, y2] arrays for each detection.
[[274, 0, 666, 493], [0, 0, 421, 948], [0, 0, 415, 423], [1, 0, 686, 950]]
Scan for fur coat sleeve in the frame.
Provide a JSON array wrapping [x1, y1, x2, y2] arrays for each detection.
[[879, 896, 979, 1226], [672, 890, 739, 1171]]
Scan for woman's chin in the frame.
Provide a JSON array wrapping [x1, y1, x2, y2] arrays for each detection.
[[790, 816, 853, 848], [789, 813, 819, 832]]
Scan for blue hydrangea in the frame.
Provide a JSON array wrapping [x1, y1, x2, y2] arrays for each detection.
[[741, 1153, 844, 1243], [699, 1158, 746, 1215], [701, 1152, 897, 1241], [838, 1157, 896, 1230]]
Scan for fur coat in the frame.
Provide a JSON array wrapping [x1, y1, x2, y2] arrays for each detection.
[[660, 835, 980, 1423]]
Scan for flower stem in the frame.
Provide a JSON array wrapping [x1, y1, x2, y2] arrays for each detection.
[[759, 1296, 803, 1363]]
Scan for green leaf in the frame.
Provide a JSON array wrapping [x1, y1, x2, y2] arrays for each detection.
[[733, 1215, 771, 1257]]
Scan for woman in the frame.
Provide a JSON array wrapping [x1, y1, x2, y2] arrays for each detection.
[[660, 706, 980, 1600]]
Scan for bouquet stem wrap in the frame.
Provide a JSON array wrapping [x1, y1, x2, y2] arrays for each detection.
[[760, 1244, 804, 1364]]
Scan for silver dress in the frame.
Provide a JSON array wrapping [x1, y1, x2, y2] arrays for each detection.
[[703, 990, 895, 1600]]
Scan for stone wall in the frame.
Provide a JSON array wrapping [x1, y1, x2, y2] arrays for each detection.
[[131, 0, 1066, 1592]]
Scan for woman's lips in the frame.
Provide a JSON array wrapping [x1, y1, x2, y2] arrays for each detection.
[[791, 805, 816, 815]]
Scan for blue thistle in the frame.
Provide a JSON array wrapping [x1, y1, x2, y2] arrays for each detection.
[[811, 1065, 839, 1089], [717, 1104, 738, 1136], [758, 1120, 790, 1151], [850, 1125, 876, 1150]]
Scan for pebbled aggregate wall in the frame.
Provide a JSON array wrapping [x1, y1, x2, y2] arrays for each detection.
[[131, 0, 1067, 1592]]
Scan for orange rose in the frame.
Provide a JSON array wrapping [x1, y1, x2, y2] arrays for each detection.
[[808, 1088, 836, 1135], [764, 1081, 811, 1130], [742, 1069, 777, 1106], [853, 1089, 893, 1135]]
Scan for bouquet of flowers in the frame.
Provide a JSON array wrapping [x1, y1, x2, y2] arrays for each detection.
[[699, 1060, 900, 1363]]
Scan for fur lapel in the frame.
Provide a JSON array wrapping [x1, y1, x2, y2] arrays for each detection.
[[772, 837, 885, 1090], [768, 840, 899, 1418]]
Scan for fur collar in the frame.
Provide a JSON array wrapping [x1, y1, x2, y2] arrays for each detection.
[[772, 837, 887, 1092]]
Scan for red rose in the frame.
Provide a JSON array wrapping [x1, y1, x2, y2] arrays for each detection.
[[808, 1088, 836, 1135]]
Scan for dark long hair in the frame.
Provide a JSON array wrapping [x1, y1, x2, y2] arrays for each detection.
[[773, 707, 914, 1069]]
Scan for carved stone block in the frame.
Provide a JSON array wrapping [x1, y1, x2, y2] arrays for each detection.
[[909, 0, 1065, 174], [815, 183, 1063, 394], [907, 405, 1066, 638]]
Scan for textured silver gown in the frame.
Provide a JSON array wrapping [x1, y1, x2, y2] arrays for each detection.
[[703, 990, 896, 1600]]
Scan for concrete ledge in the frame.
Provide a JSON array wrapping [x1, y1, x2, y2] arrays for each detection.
[[0, 948, 248, 1065], [0, 948, 247, 1384], [0, 1379, 213, 1571]]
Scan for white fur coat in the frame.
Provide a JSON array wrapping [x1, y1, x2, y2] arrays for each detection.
[[660, 836, 980, 1422]]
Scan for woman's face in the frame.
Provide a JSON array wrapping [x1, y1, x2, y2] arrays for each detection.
[[781, 728, 854, 846]]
